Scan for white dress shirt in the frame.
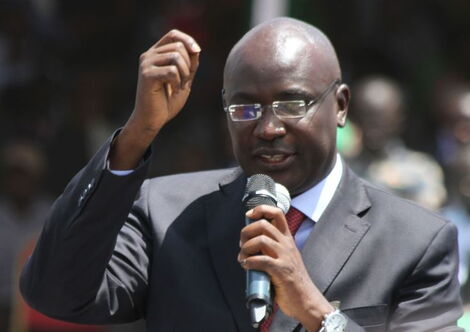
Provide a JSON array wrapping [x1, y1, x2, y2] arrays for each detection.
[[290, 155, 343, 249]]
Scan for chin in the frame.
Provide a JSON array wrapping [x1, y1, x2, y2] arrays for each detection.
[[267, 173, 298, 194]]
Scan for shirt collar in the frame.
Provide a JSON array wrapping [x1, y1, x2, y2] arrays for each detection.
[[291, 154, 343, 222]]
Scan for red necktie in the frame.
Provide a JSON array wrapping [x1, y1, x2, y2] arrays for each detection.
[[259, 207, 305, 332], [285, 206, 305, 236]]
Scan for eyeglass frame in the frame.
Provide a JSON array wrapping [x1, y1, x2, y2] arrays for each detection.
[[222, 79, 341, 122]]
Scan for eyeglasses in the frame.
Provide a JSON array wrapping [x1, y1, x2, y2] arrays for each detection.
[[224, 79, 340, 122]]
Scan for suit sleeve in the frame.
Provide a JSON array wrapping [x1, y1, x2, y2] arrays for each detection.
[[20, 131, 153, 324], [388, 221, 464, 331]]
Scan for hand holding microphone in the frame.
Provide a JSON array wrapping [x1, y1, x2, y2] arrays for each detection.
[[239, 174, 334, 330], [241, 174, 291, 327]]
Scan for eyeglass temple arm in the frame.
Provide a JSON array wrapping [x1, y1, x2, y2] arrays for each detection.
[[307, 79, 342, 107], [221, 89, 228, 111]]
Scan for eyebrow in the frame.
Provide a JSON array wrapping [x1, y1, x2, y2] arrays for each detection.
[[229, 92, 256, 103], [277, 89, 315, 100], [229, 89, 315, 103]]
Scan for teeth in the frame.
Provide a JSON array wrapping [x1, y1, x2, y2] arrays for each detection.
[[260, 154, 285, 162]]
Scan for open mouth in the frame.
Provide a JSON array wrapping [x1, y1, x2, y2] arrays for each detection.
[[254, 152, 295, 170], [251, 146, 296, 170], [259, 154, 289, 163]]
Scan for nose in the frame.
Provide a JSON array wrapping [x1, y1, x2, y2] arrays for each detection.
[[253, 107, 286, 140]]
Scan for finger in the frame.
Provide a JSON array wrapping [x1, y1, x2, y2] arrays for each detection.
[[239, 235, 281, 260], [151, 42, 191, 71], [141, 53, 190, 89], [154, 29, 201, 54], [183, 51, 200, 90], [140, 65, 182, 94], [240, 219, 282, 245], [240, 254, 277, 273], [188, 51, 199, 77], [147, 40, 198, 89], [246, 205, 289, 235]]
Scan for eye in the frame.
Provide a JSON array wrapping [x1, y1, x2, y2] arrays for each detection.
[[272, 100, 307, 118], [228, 104, 262, 121]]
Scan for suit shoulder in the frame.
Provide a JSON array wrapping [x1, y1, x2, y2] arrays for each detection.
[[360, 178, 450, 229], [134, 168, 242, 225]]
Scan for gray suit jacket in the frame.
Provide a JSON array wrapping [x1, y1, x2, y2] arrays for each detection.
[[21, 135, 463, 331]]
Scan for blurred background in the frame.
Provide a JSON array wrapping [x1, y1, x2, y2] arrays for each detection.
[[1, 0, 470, 331]]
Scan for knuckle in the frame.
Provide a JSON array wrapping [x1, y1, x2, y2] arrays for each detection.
[[166, 66, 178, 77], [169, 52, 180, 63], [141, 68, 152, 78], [259, 234, 270, 246], [175, 41, 185, 51], [139, 59, 148, 70], [139, 52, 147, 62], [255, 205, 266, 211], [169, 29, 179, 37], [258, 219, 270, 228]]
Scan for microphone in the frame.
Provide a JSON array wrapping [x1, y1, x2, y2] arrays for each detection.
[[275, 182, 291, 214], [243, 174, 291, 328]]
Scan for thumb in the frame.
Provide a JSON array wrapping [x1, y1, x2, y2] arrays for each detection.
[[184, 51, 200, 89]]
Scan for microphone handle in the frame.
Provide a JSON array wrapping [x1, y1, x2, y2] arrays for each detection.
[[245, 217, 273, 327]]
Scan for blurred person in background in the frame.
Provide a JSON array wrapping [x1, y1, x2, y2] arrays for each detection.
[[440, 145, 470, 330], [0, 140, 51, 332], [433, 78, 470, 168], [0, 140, 104, 332], [0, 2, 39, 91], [348, 75, 446, 210], [441, 145, 470, 300]]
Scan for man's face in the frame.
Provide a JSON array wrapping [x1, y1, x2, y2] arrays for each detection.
[[223, 35, 347, 195]]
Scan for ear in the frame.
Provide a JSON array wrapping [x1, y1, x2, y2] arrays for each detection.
[[221, 88, 227, 108], [335, 83, 350, 128]]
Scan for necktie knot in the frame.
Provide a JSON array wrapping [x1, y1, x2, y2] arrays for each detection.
[[285, 207, 305, 236]]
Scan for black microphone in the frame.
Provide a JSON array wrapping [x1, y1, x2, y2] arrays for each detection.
[[243, 174, 291, 328]]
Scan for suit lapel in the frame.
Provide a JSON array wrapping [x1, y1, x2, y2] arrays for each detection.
[[205, 169, 256, 332], [271, 166, 372, 332]]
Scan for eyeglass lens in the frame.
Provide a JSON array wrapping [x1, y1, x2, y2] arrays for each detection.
[[229, 101, 307, 121]]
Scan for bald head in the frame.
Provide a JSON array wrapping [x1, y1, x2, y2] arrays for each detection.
[[223, 17, 350, 195], [223, 17, 341, 93], [351, 76, 406, 151], [353, 76, 404, 119]]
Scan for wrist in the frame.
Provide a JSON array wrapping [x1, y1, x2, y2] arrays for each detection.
[[125, 113, 164, 142], [108, 124, 156, 170], [300, 298, 335, 332]]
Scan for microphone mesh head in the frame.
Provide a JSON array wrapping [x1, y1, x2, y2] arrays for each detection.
[[244, 174, 277, 210], [275, 183, 291, 214]]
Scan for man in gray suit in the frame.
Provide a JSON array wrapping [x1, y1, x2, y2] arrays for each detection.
[[20, 17, 463, 331]]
